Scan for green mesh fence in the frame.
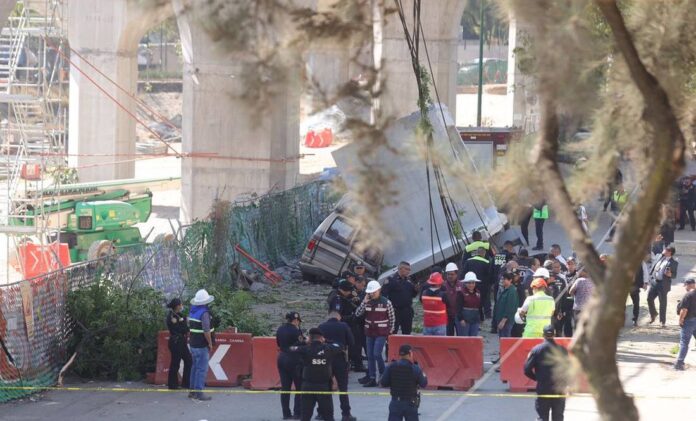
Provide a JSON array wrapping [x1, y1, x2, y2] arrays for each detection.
[[214, 180, 340, 281]]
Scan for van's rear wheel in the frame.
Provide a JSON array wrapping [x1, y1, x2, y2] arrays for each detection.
[[87, 240, 114, 260]]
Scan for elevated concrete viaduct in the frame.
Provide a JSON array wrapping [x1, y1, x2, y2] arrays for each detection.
[[61, 0, 529, 222]]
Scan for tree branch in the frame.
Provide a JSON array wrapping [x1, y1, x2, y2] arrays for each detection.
[[531, 97, 605, 282], [528, 2, 687, 421]]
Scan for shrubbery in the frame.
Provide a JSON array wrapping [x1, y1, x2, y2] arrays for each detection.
[[67, 276, 165, 381]]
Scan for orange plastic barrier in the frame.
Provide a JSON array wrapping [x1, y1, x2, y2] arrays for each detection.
[[304, 128, 333, 148], [387, 335, 484, 390], [13, 242, 71, 279], [499, 337, 587, 392], [248, 336, 281, 390], [154, 331, 252, 387]]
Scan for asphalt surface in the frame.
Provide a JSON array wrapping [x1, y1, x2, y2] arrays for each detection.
[[3, 199, 696, 420]]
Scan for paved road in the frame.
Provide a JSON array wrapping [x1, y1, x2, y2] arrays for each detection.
[[3, 197, 696, 420]]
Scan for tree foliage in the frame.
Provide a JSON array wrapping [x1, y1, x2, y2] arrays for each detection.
[[495, 1, 695, 420], [67, 276, 165, 381]]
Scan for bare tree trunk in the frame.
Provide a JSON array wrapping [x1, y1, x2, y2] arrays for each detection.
[[529, 1, 686, 420]]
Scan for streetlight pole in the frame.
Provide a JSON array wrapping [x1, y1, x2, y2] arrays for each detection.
[[476, 0, 485, 126]]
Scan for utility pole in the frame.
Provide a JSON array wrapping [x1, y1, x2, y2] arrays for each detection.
[[476, 0, 485, 126]]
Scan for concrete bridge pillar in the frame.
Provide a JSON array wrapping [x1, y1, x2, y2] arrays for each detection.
[[177, 9, 300, 222], [506, 17, 538, 132], [381, 0, 465, 119], [67, 0, 171, 181]]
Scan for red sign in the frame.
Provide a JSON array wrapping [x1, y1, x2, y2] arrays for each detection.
[[13, 242, 71, 279]]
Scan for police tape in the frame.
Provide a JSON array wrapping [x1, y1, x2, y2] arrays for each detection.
[[0, 385, 565, 398], [0, 386, 693, 400]]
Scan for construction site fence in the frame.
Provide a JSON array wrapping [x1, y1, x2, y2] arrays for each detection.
[[0, 180, 339, 403], [0, 243, 185, 403]]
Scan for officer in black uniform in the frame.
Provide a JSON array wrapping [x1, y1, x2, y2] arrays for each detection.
[[319, 311, 357, 421], [352, 277, 368, 371], [382, 262, 418, 334], [380, 344, 427, 421], [328, 280, 364, 373], [524, 325, 569, 421], [276, 312, 306, 420], [290, 328, 343, 421], [165, 298, 192, 390]]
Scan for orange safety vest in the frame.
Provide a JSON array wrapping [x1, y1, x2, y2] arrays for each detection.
[[421, 293, 447, 327]]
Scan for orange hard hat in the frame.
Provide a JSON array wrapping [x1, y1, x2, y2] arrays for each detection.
[[427, 272, 444, 286], [531, 279, 548, 290]]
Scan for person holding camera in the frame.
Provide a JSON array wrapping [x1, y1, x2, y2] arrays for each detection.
[[380, 344, 428, 421], [647, 246, 678, 327], [355, 280, 395, 387]]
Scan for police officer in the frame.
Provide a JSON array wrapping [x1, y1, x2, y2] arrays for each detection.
[[351, 277, 368, 371], [290, 328, 343, 421], [524, 325, 569, 421], [330, 281, 364, 372], [329, 280, 357, 316], [380, 344, 428, 421], [462, 230, 494, 261], [319, 312, 357, 421], [353, 260, 367, 278], [276, 312, 305, 420], [165, 298, 191, 390], [329, 272, 356, 308], [382, 262, 418, 335]]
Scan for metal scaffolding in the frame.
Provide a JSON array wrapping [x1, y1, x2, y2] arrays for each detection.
[[0, 0, 68, 283]]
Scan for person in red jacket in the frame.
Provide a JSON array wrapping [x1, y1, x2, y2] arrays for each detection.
[[456, 272, 482, 336], [420, 272, 449, 336], [442, 263, 461, 336], [355, 280, 395, 388]]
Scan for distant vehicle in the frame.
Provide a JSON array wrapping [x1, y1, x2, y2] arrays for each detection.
[[299, 105, 511, 283], [457, 58, 508, 86]]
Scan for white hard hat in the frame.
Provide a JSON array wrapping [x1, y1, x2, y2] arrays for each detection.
[[190, 289, 215, 305], [514, 309, 525, 324], [533, 267, 550, 279], [365, 280, 381, 294], [462, 272, 480, 283], [445, 262, 458, 272]]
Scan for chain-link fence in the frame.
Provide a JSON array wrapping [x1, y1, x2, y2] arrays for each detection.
[[0, 244, 183, 403], [220, 180, 340, 273], [0, 180, 338, 402]]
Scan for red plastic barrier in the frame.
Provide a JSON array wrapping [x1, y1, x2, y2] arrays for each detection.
[[387, 335, 483, 390], [304, 128, 333, 148], [499, 338, 587, 392], [154, 331, 252, 387], [13, 242, 71, 279], [248, 337, 281, 390]]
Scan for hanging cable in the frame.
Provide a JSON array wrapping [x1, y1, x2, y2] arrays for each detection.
[[417, 15, 492, 241], [43, 36, 182, 159], [66, 45, 181, 132], [394, 0, 448, 265]]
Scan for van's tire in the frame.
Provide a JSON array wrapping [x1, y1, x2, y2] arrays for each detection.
[[87, 240, 115, 260]]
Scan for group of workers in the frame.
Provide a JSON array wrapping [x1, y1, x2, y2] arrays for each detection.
[[159, 218, 696, 421]]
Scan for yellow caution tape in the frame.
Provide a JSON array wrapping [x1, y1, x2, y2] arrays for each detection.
[[0, 385, 693, 400]]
